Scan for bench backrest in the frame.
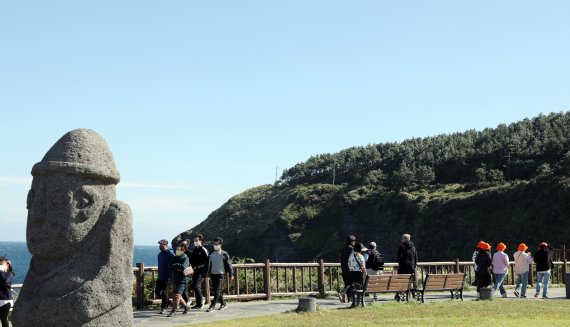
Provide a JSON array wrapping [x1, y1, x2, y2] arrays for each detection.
[[366, 274, 412, 293], [423, 273, 465, 291]]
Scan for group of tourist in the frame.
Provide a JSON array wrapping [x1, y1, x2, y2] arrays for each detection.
[[473, 241, 554, 298], [155, 234, 234, 317], [338, 233, 418, 307]]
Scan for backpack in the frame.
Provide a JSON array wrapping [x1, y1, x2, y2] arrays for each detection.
[[366, 249, 385, 270]]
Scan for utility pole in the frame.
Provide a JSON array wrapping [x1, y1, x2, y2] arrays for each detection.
[[332, 162, 336, 186], [275, 165, 279, 183]]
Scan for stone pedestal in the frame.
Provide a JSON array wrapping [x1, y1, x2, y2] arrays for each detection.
[[479, 287, 494, 300], [297, 297, 317, 312]]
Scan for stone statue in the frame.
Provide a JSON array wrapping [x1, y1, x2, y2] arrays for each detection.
[[12, 129, 134, 327]]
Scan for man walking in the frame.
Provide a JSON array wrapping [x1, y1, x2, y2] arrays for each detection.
[[189, 234, 209, 309], [207, 237, 234, 312], [156, 239, 174, 314]]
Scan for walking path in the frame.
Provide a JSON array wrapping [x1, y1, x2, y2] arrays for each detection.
[[134, 287, 567, 327]]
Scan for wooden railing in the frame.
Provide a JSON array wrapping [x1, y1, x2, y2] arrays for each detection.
[[132, 259, 569, 309]]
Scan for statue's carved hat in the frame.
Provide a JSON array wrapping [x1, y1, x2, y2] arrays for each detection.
[[31, 128, 120, 184]]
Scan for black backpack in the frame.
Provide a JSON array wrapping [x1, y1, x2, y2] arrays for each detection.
[[366, 249, 385, 270]]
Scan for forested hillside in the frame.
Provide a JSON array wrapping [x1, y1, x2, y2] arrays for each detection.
[[175, 112, 570, 262]]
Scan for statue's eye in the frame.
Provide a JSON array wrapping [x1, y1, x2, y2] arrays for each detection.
[[74, 190, 93, 209]]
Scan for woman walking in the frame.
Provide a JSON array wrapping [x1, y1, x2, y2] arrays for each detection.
[[475, 242, 492, 292], [492, 242, 509, 298], [0, 256, 15, 327], [513, 243, 533, 298]]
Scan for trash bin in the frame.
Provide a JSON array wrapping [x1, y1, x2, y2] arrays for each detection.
[[479, 287, 494, 300], [565, 274, 570, 299]]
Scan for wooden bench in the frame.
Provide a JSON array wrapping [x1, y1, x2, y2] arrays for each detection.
[[415, 273, 465, 303], [353, 274, 413, 307]]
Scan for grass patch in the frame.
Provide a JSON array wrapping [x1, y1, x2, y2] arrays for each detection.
[[190, 300, 570, 327]]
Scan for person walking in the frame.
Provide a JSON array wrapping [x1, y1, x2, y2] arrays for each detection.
[[513, 243, 533, 298], [475, 242, 492, 292], [338, 235, 356, 303], [0, 256, 14, 327], [492, 242, 509, 298], [533, 242, 554, 299], [189, 234, 209, 309], [347, 243, 367, 307], [167, 243, 190, 317], [156, 239, 174, 314], [365, 242, 384, 301], [207, 237, 234, 312]]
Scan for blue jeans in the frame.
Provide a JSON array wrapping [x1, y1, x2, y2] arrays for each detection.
[[515, 271, 529, 296], [493, 273, 506, 295], [536, 271, 551, 297]]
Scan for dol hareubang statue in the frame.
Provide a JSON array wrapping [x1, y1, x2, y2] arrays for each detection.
[[12, 129, 134, 327]]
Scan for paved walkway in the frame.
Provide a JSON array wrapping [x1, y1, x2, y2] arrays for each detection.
[[134, 287, 568, 327]]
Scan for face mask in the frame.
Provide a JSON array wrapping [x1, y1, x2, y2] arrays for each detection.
[[194, 241, 201, 247], [0, 265, 5, 271], [213, 245, 221, 251], [176, 250, 184, 256]]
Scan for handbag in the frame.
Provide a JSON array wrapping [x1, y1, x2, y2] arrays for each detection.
[[183, 266, 194, 277]]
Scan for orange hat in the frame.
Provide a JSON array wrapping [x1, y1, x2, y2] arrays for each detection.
[[481, 243, 491, 251], [476, 241, 485, 249], [496, 242, 506, 251], [517, 243, 528, 251]]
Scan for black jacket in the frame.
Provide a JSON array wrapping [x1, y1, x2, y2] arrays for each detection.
[[189, 246, 209, 276], [0, 271, 14, 300], [339, 245, 354, 272], [534, 249, 554, 272], [397, 241, 418, 274]]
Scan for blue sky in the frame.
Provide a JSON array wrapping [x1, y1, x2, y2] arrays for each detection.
[[1, 1, 569, 245]]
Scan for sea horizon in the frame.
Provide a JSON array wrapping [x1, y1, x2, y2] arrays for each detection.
[[0, 241, 161, 284]]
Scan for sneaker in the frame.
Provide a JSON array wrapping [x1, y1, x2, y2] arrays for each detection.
[[202, 298, 206, 306], [166, 310, 176, 317], [159, 308, 165, 314], [542, 295, 549, 299], [183, 305, 188, 314], [514, 290, 519, 297], [218, 303, 228, 311], [534, 293, 539, 298], [502, 293, 507, 298], [520, 295, 526, 298], [191, 304, 202, 309], [206, 306, 216, 312], [373, 296, 378, 301]]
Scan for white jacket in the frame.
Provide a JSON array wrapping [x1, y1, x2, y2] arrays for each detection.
[[513, 250, 534, 274]]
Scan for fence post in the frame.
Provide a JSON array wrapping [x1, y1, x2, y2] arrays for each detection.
[[135, 262, 145, 310], [528, 263, 533, 287], [203, 276, 210, 304], [454, 258, 460, 273], [264, 259, 271, 301], [318, 259, 325, 296], [562, 245, 567, 284]]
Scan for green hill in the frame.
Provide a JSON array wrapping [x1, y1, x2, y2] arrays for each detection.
[[175, 112, 570, 262]]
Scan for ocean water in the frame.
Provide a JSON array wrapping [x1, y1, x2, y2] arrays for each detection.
[[0, 242, 160, 284]]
